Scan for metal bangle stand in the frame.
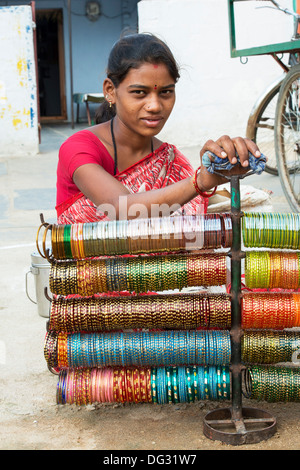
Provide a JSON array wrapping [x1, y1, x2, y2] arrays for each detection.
[[203, 174, 277, 446]]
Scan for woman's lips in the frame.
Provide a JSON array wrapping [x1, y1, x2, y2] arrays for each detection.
[[142, 117, 163, 127]]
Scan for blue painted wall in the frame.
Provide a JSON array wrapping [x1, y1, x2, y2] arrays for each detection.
[[0, 0, 139, 122]]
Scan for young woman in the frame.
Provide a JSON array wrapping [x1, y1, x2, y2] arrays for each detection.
[[56, 33, 261, 224]]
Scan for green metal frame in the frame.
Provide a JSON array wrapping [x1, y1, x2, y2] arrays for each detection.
[[228, 0, 300, 57]]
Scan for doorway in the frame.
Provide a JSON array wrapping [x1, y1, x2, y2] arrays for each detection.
[[36, 9, 67, 121]]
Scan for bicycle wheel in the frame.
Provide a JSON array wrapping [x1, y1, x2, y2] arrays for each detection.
[[246, 77, 283, 175], [275, 64, 300, 213]]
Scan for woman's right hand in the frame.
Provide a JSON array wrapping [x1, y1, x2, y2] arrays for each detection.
[[197, 135, 262, 192]]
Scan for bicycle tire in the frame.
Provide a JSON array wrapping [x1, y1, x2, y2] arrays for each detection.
[[246, 78, 283, 175], [275, 64, 300, 213]]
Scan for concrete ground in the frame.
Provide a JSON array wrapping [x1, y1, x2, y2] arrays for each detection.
[[0, 122, 299, 452]]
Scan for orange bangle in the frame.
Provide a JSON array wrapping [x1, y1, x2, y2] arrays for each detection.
[[193, 167, 217, 198]]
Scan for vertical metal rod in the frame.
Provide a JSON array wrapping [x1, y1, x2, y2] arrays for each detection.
[[227, 0, 237, 58], [230, 175, 243, 419]]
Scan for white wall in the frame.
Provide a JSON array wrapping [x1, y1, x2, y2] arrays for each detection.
[[0, 5, 39, 156], [138, 0, 294, 150]]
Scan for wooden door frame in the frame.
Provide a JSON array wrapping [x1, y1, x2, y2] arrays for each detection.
[[37, 8, 67, 121]]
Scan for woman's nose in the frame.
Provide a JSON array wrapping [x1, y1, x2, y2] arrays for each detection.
[[145, 93, 162, 112]]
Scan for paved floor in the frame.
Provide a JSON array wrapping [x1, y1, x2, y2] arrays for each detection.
[[0, 122, 294, 450]]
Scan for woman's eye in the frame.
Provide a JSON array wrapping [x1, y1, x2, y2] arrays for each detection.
[[131, 90, 146, 95]]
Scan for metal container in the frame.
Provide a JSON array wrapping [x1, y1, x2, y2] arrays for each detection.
[[26, 251, 51, 318]]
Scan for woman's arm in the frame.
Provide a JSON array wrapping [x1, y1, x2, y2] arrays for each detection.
[[73, 163, 198, 219], [73, 135, 261, 220]]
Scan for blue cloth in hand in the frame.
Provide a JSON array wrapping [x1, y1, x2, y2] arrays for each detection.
[[202, 151, 266, 175]]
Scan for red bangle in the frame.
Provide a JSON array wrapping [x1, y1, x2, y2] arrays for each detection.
[[193, 167, 217, 198]]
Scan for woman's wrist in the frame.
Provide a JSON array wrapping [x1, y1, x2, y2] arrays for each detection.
[[192, 166, 217, 198]]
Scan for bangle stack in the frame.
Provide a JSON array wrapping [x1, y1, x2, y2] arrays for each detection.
[[242, 292, 300, 329], [42, 207, 234, 406], [49, 293, 231, 332], [38, 214, 233, 260], [242, 212, 300, 249], [245, 365, 300, 402], [49, 252, 227, 296], [40, 204, 300, 407], [44, 329, 231, 369], [242, 330, 300, 364], [240, 211, 300, 402], [245, 251, 300, 290], [56, 365, 231, 405]]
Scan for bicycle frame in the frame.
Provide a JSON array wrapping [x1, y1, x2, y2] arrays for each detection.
[[228, 0, 300, 67], [228, 1, 300, 206], [246, 74, 285, 138]]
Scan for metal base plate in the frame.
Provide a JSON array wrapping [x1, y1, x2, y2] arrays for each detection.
[[203, 407, 277, 446]]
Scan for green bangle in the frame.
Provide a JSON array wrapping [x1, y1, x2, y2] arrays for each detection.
[[63, 224, 72, 259]]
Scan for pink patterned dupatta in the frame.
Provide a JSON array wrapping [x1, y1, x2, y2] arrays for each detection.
[[56, 143, 207, 224]]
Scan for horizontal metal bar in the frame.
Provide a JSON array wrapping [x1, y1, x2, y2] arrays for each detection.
[[205, 418, 276, 426], [231, 40, 300, 57], [229, 0, 291, 3]]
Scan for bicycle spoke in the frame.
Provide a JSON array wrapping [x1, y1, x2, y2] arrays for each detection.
[[255, 116, 275, 131], [275, 66, 300, 212], [249, 86, 280, 175]]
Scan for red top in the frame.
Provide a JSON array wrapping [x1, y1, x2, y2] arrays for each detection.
[[56, 130, 117, 208], [56, 130, 208, 223]]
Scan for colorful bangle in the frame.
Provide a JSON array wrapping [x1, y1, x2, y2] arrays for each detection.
[[193, 166, 217, 198]]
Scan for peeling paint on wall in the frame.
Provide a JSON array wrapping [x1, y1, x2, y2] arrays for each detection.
[[0, 5, 38, 155]]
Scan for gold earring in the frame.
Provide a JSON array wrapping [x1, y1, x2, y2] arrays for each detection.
[[106, 95, 112, 108]]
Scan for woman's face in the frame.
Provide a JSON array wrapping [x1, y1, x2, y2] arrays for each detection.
[[112, 62, 176, 137]]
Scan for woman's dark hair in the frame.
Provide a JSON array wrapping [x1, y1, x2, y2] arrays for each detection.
[[94, 33, 180, 124]]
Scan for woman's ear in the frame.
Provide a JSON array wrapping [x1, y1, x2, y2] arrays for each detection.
[[103, 78, 116, 106]]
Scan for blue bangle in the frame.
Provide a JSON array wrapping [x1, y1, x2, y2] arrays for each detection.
[[103, 333, 109, 366], [210, 366, 217, 400], [173, 331, 179, 364], [120, 333, 125, 367], [166, 367, 173, 404], [172, 367, 179, 404], [216, 366, 222, 400], [72, 333, 78, 367], [204, 366, 210, 399], [112, 332, 118, 366], [223, 366, 231, 400], [186, 367, 194, 403], [205, 331, 209, 364], [178, 367, 187, 403], [96, 333, 102, 366], [157, 367, 167, 404], [198, 366, 205, 400], [67, 333, 71, 367], [156, 368, 162, 403], [192, 366, 198, 402]]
